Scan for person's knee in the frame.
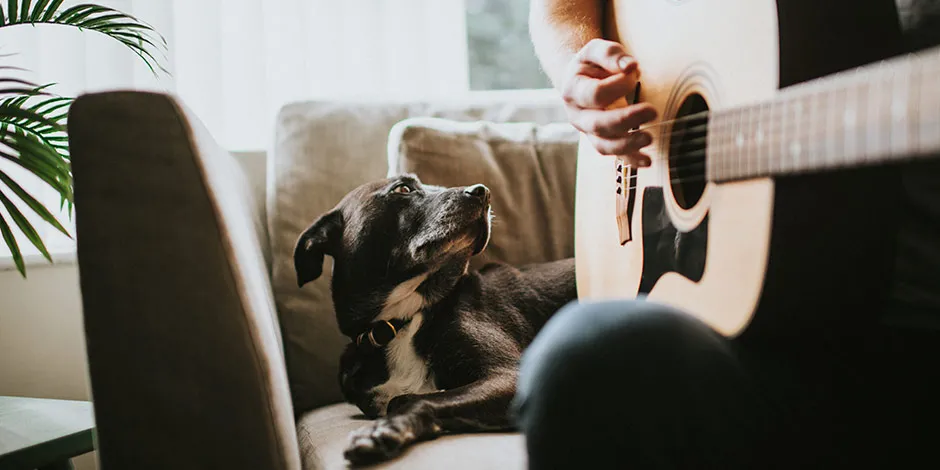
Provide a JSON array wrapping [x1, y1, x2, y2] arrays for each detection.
[[512, 299, 717, 467], [519, 299, 710, 386], [514, 299, 710, 418]]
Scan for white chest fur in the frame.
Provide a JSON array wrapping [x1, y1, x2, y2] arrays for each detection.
[[369, 313, 437, 416]]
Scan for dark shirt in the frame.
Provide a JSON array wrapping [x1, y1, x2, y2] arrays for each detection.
[[886, 0, 940, 330]]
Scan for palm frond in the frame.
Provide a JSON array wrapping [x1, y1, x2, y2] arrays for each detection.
[[0, 210, 24, 276], [0, 124, 72, 202], [0, 168, 69, 237], [0, 1, 168, 76], [0, 185, 52, 262], [0, 1, 168, 276], [0, 82, 73, 264]]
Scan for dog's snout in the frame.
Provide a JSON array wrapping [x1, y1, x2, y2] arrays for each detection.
[[464, 184, 490, 201]]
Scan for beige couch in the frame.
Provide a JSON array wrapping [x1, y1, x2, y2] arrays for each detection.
[[67, 89, 579, 470]]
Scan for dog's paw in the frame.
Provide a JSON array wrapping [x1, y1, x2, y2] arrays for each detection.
[[344, 416, 416, 466]]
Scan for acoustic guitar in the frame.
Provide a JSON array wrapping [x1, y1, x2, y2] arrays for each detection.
[[574, 0, 940, 342]]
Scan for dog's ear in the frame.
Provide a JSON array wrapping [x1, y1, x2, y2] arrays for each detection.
[[294, 210, 343, 287]]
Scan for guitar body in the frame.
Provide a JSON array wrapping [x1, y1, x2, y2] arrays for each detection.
[[575, 0, 905, 342]]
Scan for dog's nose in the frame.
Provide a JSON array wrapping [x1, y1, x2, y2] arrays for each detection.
[[464, 184, 490, 201]]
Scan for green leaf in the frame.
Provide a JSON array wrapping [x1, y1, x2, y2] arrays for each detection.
[[0, 87, 73, 154], [20, 0, 30, 22], [0, 87, 42, 96], [0, 85, 74, 238], [0, 212, 24, 277], [0, 186, 51, 261], [41, 0, 61, 21], [4, 132, 70, 175], [0, 141, 72, 201], [0, 169, 69, 238], [0, 2, 169, 78], [30, 0, 49, 21], [0, 104, 62, 131], [0, 131, 69, 173], [0, 152, 70, 204], [0, 77, 48, 90], [55, 4, 97, 24], [7, 0, 16, 23], [76, 13, 126, 28]]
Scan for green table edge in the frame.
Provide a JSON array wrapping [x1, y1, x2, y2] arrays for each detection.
[[0, 427, 96, 470]]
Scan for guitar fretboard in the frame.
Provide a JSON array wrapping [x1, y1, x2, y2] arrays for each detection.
[[705, 45, 940, 183]]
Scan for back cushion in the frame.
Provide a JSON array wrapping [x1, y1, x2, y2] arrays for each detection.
[[268, 92, 572, 414], [387, 117, 580, 271]]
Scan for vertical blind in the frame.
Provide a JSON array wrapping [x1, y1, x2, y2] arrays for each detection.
[[0, 0, 471, 259]]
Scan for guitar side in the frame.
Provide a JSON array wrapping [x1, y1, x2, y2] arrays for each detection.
[[574, 0, 905, 340]]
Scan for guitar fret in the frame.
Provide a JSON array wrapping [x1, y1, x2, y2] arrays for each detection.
[[918, 54, 937, 156], [766, 100, 776, 175], [746, 107, 753, 178], [879, 64, 897, 159], [910, 56, 923, 154], [808, 91, 817, 171], [794, 96, 804, 173], [756, 104, 764, 176], [845, 79, 858, 164], [826, 87, 837, 169], [896, 61, 912, 157], [749, 106, 755, 178], [859, 76, 878, 164]]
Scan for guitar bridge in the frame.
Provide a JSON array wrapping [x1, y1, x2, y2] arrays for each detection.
[[616, 82, 642, 246], [616, 157, 636, 245]]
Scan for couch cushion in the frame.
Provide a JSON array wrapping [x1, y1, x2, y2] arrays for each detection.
[[387, 117, 580, 271], [269, 90, 570, 414], [297, 404, 526, 470]]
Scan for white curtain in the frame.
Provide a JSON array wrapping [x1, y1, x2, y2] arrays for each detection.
[[1, 0, 470, 259]]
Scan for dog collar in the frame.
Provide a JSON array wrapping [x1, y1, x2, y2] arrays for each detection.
[[355, 319, 409, 348]]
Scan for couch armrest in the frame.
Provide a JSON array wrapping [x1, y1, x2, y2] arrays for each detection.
[[69, 91, 300, 470]]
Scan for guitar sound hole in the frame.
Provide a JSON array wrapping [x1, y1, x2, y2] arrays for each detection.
[[668, 93, 709, 210]]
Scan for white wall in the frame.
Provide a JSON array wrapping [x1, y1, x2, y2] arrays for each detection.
[[0, 262, 97, 470], [0, 151, 267, 470]]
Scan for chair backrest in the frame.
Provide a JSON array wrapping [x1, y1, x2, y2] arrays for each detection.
[[70, 91, 301, 470]]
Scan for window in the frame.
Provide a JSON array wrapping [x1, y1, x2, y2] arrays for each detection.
[[465, 0, 553, 90]]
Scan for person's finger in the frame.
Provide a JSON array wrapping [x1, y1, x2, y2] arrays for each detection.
[[570, 103, 658, 139], [587, 132, 654, 159], [564, 70, 638, 109], [590, 146, 652, 168], [576, 39, 636, 75], [624, 152, 652, 168]]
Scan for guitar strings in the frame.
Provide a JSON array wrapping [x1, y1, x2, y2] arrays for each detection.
[[626, 57, 913, 143], [617, 112, 884, 191], [622, 70, 910, 164], [617, 97, 904, 169], [628, 107, 866, 163], [608, 61, 932, 190]]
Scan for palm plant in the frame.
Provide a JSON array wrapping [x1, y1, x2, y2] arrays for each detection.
[[0, 0, 167, 277]]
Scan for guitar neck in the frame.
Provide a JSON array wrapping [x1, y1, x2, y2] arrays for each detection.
[[705, 45, 940, 183]]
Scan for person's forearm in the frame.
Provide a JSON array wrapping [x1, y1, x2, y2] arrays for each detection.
[[529, 0, 606, 89]]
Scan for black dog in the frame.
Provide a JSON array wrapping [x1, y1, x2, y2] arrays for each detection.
[[294, 173, 576, 465]]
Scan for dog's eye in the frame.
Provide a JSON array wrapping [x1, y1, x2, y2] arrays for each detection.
[[391, 184, 413, 194]]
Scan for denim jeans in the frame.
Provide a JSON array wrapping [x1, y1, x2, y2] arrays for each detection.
[[512, 299, 940, 470]]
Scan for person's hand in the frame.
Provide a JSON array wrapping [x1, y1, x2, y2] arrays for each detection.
[[561, 39, 657, 167]]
